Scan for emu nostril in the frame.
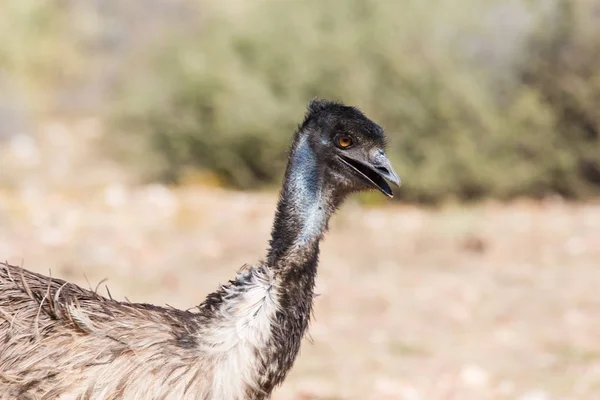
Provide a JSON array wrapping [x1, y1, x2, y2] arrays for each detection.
[[372, 161, 401, 186]]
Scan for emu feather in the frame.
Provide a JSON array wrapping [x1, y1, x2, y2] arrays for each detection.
[[0, 263, 276, 399]]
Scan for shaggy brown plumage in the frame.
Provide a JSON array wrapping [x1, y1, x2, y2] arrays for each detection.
[[0, 261, 210, 399]]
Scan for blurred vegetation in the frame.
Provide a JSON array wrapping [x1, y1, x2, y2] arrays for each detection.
[[0, 1, 75, 99], [2, 0, 599, 203], [111, 0, 600, 203], [0, 0, 81, 127]]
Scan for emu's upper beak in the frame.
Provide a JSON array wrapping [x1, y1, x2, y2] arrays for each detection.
[[337, 150, 401, 198]]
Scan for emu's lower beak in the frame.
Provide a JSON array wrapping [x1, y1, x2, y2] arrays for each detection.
[[337, 152, 401, 198]]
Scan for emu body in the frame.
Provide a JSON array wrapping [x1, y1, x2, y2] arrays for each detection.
[[0, 100, 400, 399], [0, 263, 282, 399]]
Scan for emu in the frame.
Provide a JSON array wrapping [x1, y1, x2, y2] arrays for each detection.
[[0, 99, 400, 399]]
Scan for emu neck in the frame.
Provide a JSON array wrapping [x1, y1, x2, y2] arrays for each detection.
[[266, 135, 337, 272], [248, 134, 345, 395]]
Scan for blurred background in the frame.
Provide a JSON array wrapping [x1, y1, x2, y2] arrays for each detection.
[[1, 0, 600, 398]]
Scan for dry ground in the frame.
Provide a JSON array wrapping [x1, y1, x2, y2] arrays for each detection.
[[1, 121, 600, 399]]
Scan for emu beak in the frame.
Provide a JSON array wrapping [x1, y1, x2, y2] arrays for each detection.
[[338, 150, 401, 198]]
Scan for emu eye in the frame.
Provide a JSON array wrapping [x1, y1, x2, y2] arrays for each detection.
[[336, 135, 353, 149]]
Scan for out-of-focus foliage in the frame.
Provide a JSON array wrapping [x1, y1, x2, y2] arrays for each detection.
[[518, 0, 600, 199], [4, 0, 599, 203], [0, 0, 79, 134], [0, 1, 78, 105], [111, 0, 600, 203], [0, 0, 196, 117]]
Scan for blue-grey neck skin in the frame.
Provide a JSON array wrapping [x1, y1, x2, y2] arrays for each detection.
[[266, 134, 339, 270], [284, 135, 326, 243]]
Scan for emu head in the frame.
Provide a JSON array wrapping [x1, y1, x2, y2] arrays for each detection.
[[297, 99, 401, 198]]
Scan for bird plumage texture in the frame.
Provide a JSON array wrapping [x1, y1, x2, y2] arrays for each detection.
[[0, 99, 400, 399]]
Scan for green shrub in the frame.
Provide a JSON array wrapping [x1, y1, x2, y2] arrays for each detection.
[[0, 0, 88, 114], [518, 0, 600, 198], [110, 0, 600, 203]]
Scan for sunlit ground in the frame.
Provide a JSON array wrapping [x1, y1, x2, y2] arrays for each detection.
[[2, 121, 600, 400]]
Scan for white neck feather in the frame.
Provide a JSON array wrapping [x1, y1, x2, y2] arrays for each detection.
[[199, 267, 279, 399]]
